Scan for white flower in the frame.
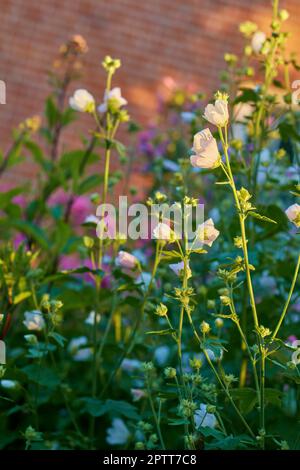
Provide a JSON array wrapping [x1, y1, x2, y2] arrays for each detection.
[[153, 222, 175, 241], [196, 218, 220, 247], [285, 203, 300, 227], [131, 388, 145, 402], [116, 251, 138, 270], [181, 111, 195, 123], [68, 336, 92, 362], [84, 214, 100, 224], [121, 358, 142, 372], [194, 404, 217, 429], [169, 261, 192, 279], [154, 345, 170, 366], [98, 87, 127, 113], [106, 418, 130, 445], [69, 89, 95, 113], [204, 99, 229, 127], [1, 379, 19, 390], [85, 311, 101, 326], [251, 31, 266, 54], [190, 129, 220, 169], [23, 311, 45, 331]]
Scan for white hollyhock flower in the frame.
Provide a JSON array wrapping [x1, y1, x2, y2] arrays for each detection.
[[190, 129, 220, 169], [116, 251, 138, 269], [98, 87, 127, 113], [68, 336, 92, 362], [251, 31, 266, 54], [154, 345, 170, 366], [121, 358, 142, 372], [84, 214, 100, 224], [69, 89, 95, 112], [169, 261, 192, 279], [153, 222, 175, 241], [285, 203, 300, 227], [23, 311, 45, 331], [1, 380, 19, 390], [106, 418, 130, 445], [196, 218, 220, 247], [131, 388, 145, 402], [85, 311, 101, 326], [194, 404, 217, 429], [204, 100, 229, 127]]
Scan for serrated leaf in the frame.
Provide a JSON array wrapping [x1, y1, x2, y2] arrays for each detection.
[[248, 211, 277, 224], [146, 329, 176, 336], [230, 387, 258, 415], [48, 332, 67, 348], [22, 364, 60, 389]]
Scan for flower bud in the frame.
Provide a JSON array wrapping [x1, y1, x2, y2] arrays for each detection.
[[200, 321, 211, 335], [164, 367, 177, 379]]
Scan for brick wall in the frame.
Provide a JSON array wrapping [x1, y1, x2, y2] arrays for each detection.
[[0, 0, 300, 178]]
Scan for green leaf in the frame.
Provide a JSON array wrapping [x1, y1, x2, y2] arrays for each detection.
[[45, 96, 59, 128], [13, 291, 32, 305], [12, 220, 50, 249], [160, 250, 182, 262], [0, 187, 25, 209], [234, 88, 259, 104], [104, 400, 140, 420], [248, 211, 277, 224], [22, 364, 60, 389], [168, 418, 189, 426], [264, 388, 283, 407], [77, 175, 103, 194], [230, 387, 258, 415], [25, 141, 51, 172], [146, 328, 176, 336], [48, 332, 67, 348], [81, 398, 140, 420]]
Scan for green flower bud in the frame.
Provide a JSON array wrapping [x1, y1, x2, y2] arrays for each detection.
[[164, 367, 177, 379], [83, 236, 94, 249], [200, 321, 211, 335]]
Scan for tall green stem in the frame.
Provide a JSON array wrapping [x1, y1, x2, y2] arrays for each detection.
[[272, 254, 300, 340]]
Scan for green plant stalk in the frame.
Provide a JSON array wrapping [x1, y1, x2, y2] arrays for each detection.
[[272, 253, 300, 340], [252, 0, 280, 194], [229, 295, 260, 405], [259, 350, 266, 449], [184, 303, 255, 438], [98, 145, 111, 269], [146, 374, 166, 450], [219, 126, 259, 329], [100, 241, 162, 396]]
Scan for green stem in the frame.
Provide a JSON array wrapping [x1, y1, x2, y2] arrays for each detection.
[[146, 375, 166, 449], [272, 254, 300, 341]]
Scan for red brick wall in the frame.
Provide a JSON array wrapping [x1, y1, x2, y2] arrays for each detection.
[[1, 0, 300, 176]]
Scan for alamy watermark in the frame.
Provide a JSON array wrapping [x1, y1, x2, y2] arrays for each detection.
[[0, 80, 6, 104], [0, 340, 6, 364], [292, 80, 300, 105], [94, 196, 205, 245]]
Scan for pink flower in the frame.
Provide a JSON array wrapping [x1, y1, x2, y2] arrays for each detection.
[[190, 129, 220, 169], [48, 188, 69, 206], [196, 218, 220, 247], [13, 233, 27, 249], [204, 99, 229, 127], [285, 204, 300, 227], [169, 260, 192, 279], [70, 196, 93, 225], [153, 222, 175, 241], [116, 251, 138, 270], [251, 31, 266, 54]]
